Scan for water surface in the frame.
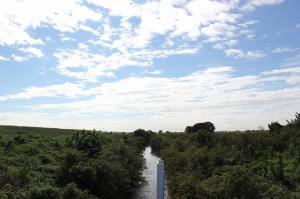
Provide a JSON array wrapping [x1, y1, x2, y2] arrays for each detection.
[[133, 147, 167, 199]]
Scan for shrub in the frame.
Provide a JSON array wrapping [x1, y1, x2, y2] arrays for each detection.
[[63, 183, 98, 199], [67, 131, 102, 157], [196, 130, 212, 147], [29, 185, 63, 199], [13, 135, 26, 144]]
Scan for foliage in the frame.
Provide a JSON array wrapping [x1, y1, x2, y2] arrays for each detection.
[[1, 113, 299, 199], [151, 114, 300, 199], [66, 131, 102, 157], [185, 122, 215, 134], [132, 128, 154, 146], [0, 126, 144, 199], [286, 112, 300, 129], [268, 121, 283, 134]]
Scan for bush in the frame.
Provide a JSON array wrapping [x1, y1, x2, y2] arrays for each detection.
[[29, 185, 62, 199], [13, 135, 26, 144], [66, 131, 102, 157], [63, 183, 98, 199], [224, 167, 262, 198], [196, 130, 212, 147]]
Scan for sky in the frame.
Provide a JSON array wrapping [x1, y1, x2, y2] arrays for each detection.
[[0, 0, 300, 132]]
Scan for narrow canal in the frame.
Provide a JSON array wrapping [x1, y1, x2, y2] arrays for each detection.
[[133, 146, 168, 199]]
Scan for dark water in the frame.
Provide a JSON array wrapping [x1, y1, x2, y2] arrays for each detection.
[[133, 147, 168, 199]]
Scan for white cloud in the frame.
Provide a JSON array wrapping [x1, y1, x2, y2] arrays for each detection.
[[60, 36, 76, 42], [84, 0, 246, 66], [296, 23, 300, 28], [91, 0, 240, 48], [0, 0, 101, 46], [11, 54, 30, 62], [1, 65, 299, 131], [0, 112, 101, 130], [261, 67, 300, 75], [144, 70, 162, 75], [0, 82, 84, 101], [272, 47, 298, 53], [0, 55, 9, 61], [54, 46, 199, 81], [16, 65, 298, 131], [1, 0, 283, 78], [11, 47, 44, 62], [225, 48, 266, 59], [213, 39, 238, 50], [19, 47, 44, 58], [80, 24, 100, 36], [86, 0, 140, 18], [78, 43, 89, 50], [242, 0, 285, 11]]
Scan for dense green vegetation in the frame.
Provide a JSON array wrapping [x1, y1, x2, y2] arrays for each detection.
[[150, 114, 300, 199], [0, 126, 146, 199], [1, 113, 299, 199]]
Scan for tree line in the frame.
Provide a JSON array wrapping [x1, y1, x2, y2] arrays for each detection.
[[150, 113, 300, 198]]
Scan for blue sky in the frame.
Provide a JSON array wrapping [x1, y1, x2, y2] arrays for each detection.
[[0, 0, 300, 131]]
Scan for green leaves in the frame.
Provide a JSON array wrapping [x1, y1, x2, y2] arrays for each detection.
[[153, 114, 300, 198], [0, 128, 144, 199]]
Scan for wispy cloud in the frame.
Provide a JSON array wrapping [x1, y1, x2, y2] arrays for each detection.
[[241, 0, 285, 11], [0, 55, 9, 61], [144, 70, 162, 75], [272, 47, 298, 53], [11, 54, 30, 62], [0, 0, 297, 131], [16, 65, 298, 131], [0, 83, 84, 101], [0, 65, 299, 131], [54, 47, 199, 82], [19, 47, 44, 58], [225, 48, 266, 59]]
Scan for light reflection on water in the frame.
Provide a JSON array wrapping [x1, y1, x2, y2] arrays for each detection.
[[133, 146, 167, 199]]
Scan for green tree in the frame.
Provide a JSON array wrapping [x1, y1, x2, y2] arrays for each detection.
[[185, 122, 215, 134], [268, 121, 283, 134]]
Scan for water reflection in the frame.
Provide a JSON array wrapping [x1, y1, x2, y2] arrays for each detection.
[[133, 146, 165, 199]]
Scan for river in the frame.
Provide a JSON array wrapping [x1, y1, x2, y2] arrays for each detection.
[[133, 146, 168, 199]]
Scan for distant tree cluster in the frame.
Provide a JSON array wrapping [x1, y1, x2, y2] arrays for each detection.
[[269, 112, 300, 132], [185, 122, 215, 134], [286, 112, 300, 129], [133, 128, 154, 146]]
